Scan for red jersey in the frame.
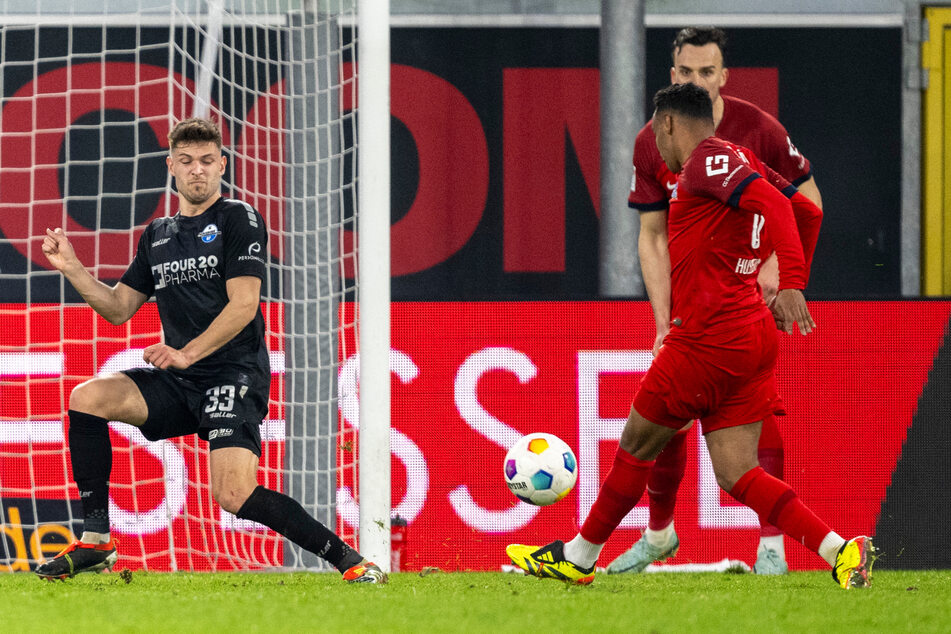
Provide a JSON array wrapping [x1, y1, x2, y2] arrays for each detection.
[[629, 95, 811, 211], [667, 138, 809, 336]]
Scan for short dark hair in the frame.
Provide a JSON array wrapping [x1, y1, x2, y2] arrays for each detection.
[[653, 83, 714, 123], [672, 26, 727, 64], [168, 117, 222, 150]]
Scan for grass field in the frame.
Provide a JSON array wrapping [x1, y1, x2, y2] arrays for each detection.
[[3, 568, 950, 633]]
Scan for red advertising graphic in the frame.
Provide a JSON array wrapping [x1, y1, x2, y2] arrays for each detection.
[[2, 301, 949, 572], [0, 303, 286, 572]]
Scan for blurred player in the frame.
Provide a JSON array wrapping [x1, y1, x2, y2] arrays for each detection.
[[507, 83, 875, 590], [610, 26, 823, 575], [36, 117, 386, 584]]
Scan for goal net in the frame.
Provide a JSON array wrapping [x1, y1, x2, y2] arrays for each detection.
[[0, 0, 367, 572]]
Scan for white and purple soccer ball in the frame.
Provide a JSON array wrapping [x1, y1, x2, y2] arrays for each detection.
[[503, 433, 578, 506]]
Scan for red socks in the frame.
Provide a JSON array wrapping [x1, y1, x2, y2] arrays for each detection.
[[730, 466, 831, 553], [646, 429, 688, 530], [580, 448, 653, 544], [756, 414, 785, 537]]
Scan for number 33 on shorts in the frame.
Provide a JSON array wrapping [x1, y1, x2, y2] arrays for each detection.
[[204, 385, 237, 413]]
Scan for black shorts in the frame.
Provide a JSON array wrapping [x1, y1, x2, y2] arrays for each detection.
[[123, 366, 270, 456]]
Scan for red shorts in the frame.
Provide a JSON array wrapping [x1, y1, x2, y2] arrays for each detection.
[[633, 315, 780, 433]]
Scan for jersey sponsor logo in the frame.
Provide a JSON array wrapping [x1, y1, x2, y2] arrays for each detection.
[[207, 428, 234, 440], [151, 237, 171, 248], [630, 167, 637, 193], [198, 224, 221, 244], [151, 255, 221, 289], [238, 241, 266, 265], [705, 154, 730, 176], [665, 179, 676, 191]]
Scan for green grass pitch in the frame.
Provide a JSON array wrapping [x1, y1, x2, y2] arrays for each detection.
[[3, 569, 950, 632]]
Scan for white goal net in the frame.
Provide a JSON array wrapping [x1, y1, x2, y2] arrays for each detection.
[[0, 0, 366, 572]]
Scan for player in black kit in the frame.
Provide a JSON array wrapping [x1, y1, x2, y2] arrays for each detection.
[[36, 117, 385, 583]]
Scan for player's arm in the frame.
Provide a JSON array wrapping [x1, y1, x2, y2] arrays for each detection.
[[143, 275, 261, 370], [795, 175, 823, 210], [754, 119, 822, 298], [736, 177, 814, 334], [760, 163, 823, 280], [637, 209, 671, 356], [787, 190, 822, 281], [42, 227, 147, 324], [756, 163, 823, 301]]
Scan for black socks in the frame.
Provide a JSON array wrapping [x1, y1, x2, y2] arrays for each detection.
[[67, 410, 112, 534], [236, 485, 362, 572]]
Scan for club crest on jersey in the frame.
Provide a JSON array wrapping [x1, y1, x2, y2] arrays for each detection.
[[198, 224, 221, 244]]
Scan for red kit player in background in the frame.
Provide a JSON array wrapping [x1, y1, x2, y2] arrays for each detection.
[[610, 26, 824, 576], [507, 82, 876, 590]]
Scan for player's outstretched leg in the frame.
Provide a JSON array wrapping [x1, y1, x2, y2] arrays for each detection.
[[832, 536, 877, 589], [730, 465, 877, 589], [34, 539, 118, 580], [506, 541, 595, 585], [235, 484, 387, 584]]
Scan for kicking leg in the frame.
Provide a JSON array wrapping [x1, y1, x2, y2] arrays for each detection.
[[507, 405, 679, 583]]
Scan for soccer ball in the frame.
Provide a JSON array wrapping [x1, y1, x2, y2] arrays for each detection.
[[503, 433, 578, 506]]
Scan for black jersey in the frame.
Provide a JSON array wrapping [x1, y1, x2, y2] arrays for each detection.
[[120, 197, 269, 378]]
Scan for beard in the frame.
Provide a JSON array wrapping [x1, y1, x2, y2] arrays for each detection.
[[181, 181, 216, 205]]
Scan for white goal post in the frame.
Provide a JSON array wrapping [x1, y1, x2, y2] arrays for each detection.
[[356, 0, 392, 572], [0, 0, 391, 573]]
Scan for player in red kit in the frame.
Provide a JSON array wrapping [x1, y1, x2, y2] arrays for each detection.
[[507, 82, 875, 590], [609, 26, 823, 576]]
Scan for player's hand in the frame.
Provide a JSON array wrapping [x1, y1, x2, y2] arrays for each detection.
[[770, 289, 815, 335], [652, 326, 669, 357], [757, 252, 779, 308], [41, 228, 78, 272], [143, 343, 193, 370]]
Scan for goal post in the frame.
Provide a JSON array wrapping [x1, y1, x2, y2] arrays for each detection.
[[356, 0, 392, 571], [0, 0, 391, 573]]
